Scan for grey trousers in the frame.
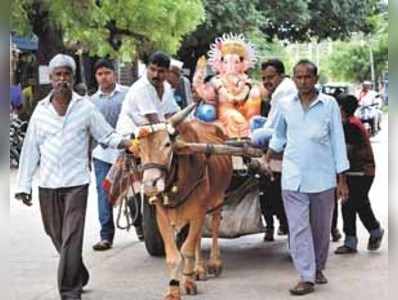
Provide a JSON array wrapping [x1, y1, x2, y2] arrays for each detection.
[[282, 188, 335, 283], [39, 185, 89, 300]]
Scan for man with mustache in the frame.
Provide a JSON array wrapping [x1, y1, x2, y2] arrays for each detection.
[[264, 59, 349, 295], [116, 51, 180, 134], [15, 54, 134, 300], [251, 59, 296, 242]]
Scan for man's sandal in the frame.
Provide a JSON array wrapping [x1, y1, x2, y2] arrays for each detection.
[[92, 240, 112, 251], [289, 281, 314, 296]]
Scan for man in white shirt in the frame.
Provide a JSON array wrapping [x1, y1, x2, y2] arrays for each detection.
[[116, 51, 180, 135], [250, 59, 296, 242], [15, 54, 133, 300], [357, 81, 379, 107], [355, 81, 383, 134]]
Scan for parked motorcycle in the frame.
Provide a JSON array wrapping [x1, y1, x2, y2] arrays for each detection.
[[10, 114, 28, 168], [354, 102, 382, 136]]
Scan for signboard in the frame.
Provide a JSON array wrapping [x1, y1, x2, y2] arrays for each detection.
[[11, 34, 38, 51], [38, 65, 50, 85]]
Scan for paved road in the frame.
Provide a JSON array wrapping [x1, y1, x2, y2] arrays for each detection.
[[9, 116, 389, 300]]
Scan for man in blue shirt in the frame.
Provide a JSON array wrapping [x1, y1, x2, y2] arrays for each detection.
[[264, 59, 349, 295]]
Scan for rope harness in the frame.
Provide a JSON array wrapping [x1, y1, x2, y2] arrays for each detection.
[[116, 153, 142, 231]]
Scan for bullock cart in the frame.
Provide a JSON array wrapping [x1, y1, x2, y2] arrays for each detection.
[[139, 138, 278, 257]]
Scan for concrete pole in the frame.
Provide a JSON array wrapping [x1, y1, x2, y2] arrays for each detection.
[[294, 42, 300, 63], [76, 48, 86, 85], [316, 42, 320, 68], [369, 45, 376, 87]]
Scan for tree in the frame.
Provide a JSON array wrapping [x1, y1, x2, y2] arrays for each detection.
[[11, 0, 205, 62], [177, 0, 265, 73], [12, 1, 65, 66], [177, 0, 380, 72], [258, 0, 379, 42], [325, 10, 388, 83]]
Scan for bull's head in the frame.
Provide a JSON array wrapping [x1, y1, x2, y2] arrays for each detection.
[[137, 103, 197, 197], [138, 124, 174, 197]]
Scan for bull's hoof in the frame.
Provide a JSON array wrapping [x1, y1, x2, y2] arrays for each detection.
[[165, 285, 181, 300], [164, 294, 181, 300], [184, 280, 198, 295], [194, 266, 208, 281], [207, 261, 223, 277]]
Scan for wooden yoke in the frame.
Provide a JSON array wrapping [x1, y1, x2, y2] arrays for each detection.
[[173, 140, 264, 158]]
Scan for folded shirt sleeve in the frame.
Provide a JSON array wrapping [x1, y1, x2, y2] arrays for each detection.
[[89, 105, 123, 149], [15, 115, 40, 194]]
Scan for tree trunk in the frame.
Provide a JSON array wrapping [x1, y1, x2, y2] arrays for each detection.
[[27, 0, 66, 100]]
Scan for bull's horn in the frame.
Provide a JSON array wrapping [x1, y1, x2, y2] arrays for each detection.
[[168, 102, 198, 127]]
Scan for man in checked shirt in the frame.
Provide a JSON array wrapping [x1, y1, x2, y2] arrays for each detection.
[[14, 54, 134, 300]]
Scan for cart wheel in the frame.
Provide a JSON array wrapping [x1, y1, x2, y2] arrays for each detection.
[[143, 199, 165, 257]]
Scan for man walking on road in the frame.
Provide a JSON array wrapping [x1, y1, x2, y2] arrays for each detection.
[[90, 59, 143, 251], [335, 94, 384, 254], [264, 59, 349, 295], [14, 54, 133, 300]]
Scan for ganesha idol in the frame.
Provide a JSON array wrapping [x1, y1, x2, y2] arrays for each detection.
[[193, 33, 265, 139]]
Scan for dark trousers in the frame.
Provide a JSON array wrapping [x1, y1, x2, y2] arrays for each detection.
[[93, 158, 115, 242], [342, 176, 380, 237], [259, 173, 288, 231], [39, 185, 89, 300]]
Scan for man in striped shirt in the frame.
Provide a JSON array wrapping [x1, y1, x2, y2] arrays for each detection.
[[15, 54, 133, 300]]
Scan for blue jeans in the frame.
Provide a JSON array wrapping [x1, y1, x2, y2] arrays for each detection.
[[94, 158, 115, 243]]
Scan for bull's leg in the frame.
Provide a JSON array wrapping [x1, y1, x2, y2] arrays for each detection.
[[194, 232, 207, 281], [180, 219, 204, 295], [207, 208, 223, 277], [156, 206, 182, 300]]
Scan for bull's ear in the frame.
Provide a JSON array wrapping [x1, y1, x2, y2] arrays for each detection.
[[172, 140, 193, 155]]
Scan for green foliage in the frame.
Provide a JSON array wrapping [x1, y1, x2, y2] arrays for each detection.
[[11, 0, 205, 60], [177, 0, 264, 65], [247, 29, 295, 76], [177, 0, 380, 71], [325, 11, 388, 83], [11, 0, 382, 67], [259, 0, 379, 42], [11, 0, 31, 35]]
